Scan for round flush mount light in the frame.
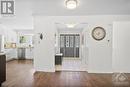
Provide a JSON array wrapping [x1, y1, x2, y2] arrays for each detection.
[[66, 23, 77, 28], [65, 0, 78, 9]]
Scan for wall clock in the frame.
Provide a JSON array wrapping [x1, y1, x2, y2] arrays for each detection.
[[92, 27, 106, 41]]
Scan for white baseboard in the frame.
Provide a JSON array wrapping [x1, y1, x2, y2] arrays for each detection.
[[88, 70, 113, 73], [34, 68, 55, 72]]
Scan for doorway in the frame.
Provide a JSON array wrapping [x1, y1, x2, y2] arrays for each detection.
[[55, 22, 88, 71], [60, 34, 80, 58]]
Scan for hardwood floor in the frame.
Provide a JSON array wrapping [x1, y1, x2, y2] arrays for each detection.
[[2, 60, 130, 87]]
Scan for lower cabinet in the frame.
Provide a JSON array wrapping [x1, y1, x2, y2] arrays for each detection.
[[0, 54, 6, 86], [5, 49, 17, 61], [25, 48, 34, 59]]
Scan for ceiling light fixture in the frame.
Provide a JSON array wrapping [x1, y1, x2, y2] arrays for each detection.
[[66, 23, 77, 28], [65, 0, 78, 10]]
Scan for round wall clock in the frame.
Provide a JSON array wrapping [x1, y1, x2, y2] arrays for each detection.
[[92, 27, 106, 41]]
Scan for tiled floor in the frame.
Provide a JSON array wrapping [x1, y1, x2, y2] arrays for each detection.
[[55, 57, 87, 71]]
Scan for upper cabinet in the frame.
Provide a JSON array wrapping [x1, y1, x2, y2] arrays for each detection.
[[0, 24, 17, 48], [4, 28, 17, 43]]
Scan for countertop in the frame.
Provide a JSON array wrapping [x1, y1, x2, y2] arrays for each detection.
[[55, 53, 63, 56], [5, 47, 34, 49], [0, 52, 6, 55], [17, 47, 34, 49]]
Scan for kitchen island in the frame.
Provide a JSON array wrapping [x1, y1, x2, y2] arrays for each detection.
[[0, 53, 6, 87]]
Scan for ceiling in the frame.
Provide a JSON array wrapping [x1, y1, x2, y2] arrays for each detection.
[[33, 0, 130, 15], [0, 0, 130, 30]]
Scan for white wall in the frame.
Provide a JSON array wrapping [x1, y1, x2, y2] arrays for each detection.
[[34, 15, 130, 73], [88, 27, 112, 73], [54, 27, 59, 54], [34, 16, 55, 72], [113, 21, 130, 73], [81, 27, 89, 71]]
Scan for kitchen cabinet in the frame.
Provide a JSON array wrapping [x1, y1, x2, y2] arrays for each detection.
[[17, 48, 34, 59], [0, 25, 17, 43], [4, 28, 17, 43], [0, 54, 6, 86], [26, 48, 34, 59], [5, 49, 17, 61]]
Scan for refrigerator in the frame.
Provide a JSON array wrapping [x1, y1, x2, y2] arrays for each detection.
[[0, 35, 5, 53]]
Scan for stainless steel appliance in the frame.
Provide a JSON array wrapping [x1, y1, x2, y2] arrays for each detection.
[[18, 48, 26, 59]]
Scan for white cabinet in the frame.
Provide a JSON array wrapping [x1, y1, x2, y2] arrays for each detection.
[[25, 48, 34, 59], [5, 29, 17, 43], [0, 25, 17, 43], [5, 49, 17, 61]]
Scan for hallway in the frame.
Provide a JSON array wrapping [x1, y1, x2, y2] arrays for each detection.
[[55, 58, 87, 71]]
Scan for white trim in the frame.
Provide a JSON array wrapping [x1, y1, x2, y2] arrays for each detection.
[[88, 70, 113, 73], [34, 69, 55, 72]]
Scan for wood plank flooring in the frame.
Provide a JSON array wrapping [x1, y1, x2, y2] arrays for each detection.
[[2, 60, 130, 87]]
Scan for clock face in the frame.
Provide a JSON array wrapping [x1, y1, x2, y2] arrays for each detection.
[[92, 27, 106, 41]]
